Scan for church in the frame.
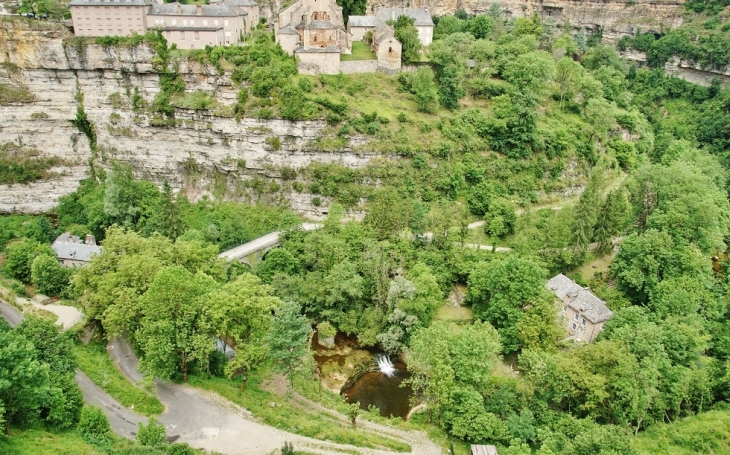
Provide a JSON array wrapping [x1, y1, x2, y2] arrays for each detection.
[[274, 0, 351, 74]]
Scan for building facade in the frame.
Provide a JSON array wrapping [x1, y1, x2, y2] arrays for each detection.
[[70, 0, 258, 49], [275, 0, 350, 57], [377, 7, 433, 46], [546, 274, 613, 343], [70, 0, 150, 37]]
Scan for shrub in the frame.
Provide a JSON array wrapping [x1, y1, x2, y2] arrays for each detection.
[[265, 136, 281, 150], [137, 417, 166, 446], [31, 254, 71, 296], [77, 405, 113, 446]]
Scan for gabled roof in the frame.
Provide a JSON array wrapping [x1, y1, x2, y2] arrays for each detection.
[[372, 23, 396, 45], [546, 274, 613, 324], [148, 2, 241, 17], [51, 233, 102, 263], [347, 15, 383, 28], [377, 7, 434, 26], [277, 24, 299, 35], [223, 0, 258, 7]]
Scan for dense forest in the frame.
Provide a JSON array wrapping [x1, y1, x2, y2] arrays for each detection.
[[2, 1, 730, 454]]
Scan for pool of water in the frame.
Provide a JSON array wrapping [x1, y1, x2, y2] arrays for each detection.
[[342, 359, 413, 420]]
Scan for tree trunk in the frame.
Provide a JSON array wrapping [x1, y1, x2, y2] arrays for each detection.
[[240, 368, 248, 392], [181, 351, 188, 382]]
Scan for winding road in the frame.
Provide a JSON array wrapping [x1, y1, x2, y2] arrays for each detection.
[[106, 337, 443, 455]]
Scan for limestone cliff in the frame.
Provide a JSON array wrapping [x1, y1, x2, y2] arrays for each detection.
[[0, 19, 375, 216], [366, 0, 685, 42]]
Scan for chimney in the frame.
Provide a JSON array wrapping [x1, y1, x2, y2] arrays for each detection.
[[177, 3, 182, 14], [85, 234, 96, 246], [196, 4, 202, 14]]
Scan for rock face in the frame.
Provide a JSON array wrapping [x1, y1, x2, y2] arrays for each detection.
[[366, 0, 685, 42], [0, 19, 375, 215]]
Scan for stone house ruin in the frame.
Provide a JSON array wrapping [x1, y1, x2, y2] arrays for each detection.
[[371, 24, 401, 73], [70, 0, 259, 49], [546, 273, 613, 343]]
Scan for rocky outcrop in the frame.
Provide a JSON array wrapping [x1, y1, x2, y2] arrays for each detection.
[[0, 19, 376, 215], [622, 49, 730, 86], [366, 0, 685, 42]]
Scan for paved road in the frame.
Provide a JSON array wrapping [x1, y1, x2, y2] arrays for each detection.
[[0, 300, 145, 440], [0, 300, 23, 328], [109, 337, 443, 455]]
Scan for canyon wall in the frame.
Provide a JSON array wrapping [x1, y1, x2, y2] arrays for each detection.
[[366, 0, 685, 42], [0, 19, 377, 216]]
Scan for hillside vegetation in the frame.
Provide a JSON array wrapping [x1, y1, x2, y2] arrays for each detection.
[[2, 4, 730, 455]]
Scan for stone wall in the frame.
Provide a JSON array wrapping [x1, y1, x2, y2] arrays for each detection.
[[340, 59, 378, 74], [0, 19, 380, 216], [297, 51, 341, 75]]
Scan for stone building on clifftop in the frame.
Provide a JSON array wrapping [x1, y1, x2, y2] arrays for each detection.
[[69, 0, 259, 49]]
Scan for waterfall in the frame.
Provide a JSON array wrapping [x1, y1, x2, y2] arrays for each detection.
[[377, 354, 396, 377]]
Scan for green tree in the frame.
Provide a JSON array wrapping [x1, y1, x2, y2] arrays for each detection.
[[502, 50, 556, 94], [438, 64, 466, 110], [555, 57, 584, 108], [336, 0, 366, 23], [3, 238, 55, 283], [148, 181, 184, 240], [266, 301, 311, 393], [516, 294, 566, 351], [364, 186, 412, 240], [583, 98, 615, 142], [31, 254, 71, 296], [467, 15, 495, 39], [392, 16, 422, 64], [136, 266, 218, 381], [434, 15, 466, 39], [207, 274, 281, 390], [467, 256, 547, 353], [410, 67, 439, 114], [0, 330, 52, 434]]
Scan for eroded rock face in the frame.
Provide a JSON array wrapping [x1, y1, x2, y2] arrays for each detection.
[[0, 19, 376, 216], [365, 0, 685, 42]]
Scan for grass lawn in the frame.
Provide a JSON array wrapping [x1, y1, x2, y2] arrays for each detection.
[[340, 41, 376, 61], [633, 410, 730, 454], [73, 341, 164, 416], [0, 429, 101, 455], [435, 304, 474, 322]]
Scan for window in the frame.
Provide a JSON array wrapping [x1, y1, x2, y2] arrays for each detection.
[[195, 31, 200, 40], [571, 323, 577, 330], [203, 19, 208, 25], [224, 20, 228, 26], [180, 31, 185, 39], [573, 313, 580, 321], [562, 306, 567, 312], [388, 46, 392, 52], [581, 318, 586, 325]]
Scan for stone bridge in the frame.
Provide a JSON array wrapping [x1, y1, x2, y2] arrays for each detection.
[[218, 223, 321, 266]]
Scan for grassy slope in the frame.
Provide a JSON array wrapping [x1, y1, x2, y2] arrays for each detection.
[[74, 342, 164, 416], [0, 429, 101, 455], [188, 372, 411, 452], [633, 410, 730, 454]]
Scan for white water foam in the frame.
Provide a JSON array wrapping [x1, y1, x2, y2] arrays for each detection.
[[377, 354, 396, 377]]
